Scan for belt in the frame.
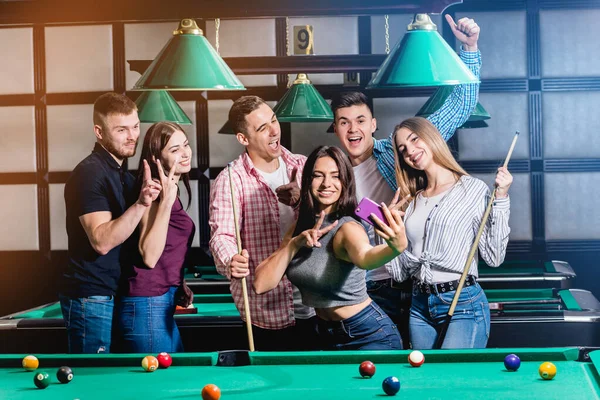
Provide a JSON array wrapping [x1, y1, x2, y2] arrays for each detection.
[[414, 275, 477, 295]]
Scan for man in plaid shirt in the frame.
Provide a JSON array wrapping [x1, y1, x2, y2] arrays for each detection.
[[209, 96, 317, 350], [330, 15, 482, 349]]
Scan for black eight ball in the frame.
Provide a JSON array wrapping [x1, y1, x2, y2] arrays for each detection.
[[57, 366, 73, 383]]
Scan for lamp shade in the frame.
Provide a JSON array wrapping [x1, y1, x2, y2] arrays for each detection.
[[135, 91, 192, 124], [218, 120, 234, 134], [416, 85, 490, 129], [366, 14, 479, 89], [273, 74, 334, 122], [132, 19, 245, 91]]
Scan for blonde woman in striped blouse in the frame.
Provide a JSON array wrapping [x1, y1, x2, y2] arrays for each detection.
[[389, 117, 513, 349]]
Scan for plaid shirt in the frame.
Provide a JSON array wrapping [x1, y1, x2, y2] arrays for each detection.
[[209, 147, 306, 329], [373, 49, 482, 191]]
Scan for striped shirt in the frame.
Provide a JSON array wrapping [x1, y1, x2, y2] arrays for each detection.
[[388, 175, 511, 284], [209, 147, 306, 329], [372, 49, 482, 191]]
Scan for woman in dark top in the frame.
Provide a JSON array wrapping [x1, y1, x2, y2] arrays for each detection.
[[117, 121, 195, 353], [254, 146, 408, 350]]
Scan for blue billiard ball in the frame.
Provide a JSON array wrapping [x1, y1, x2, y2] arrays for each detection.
[[504, 354, 521, 371], [382, 376, 400, 396]]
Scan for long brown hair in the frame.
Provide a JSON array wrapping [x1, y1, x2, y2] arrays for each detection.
[[392, 117, 468, 201], [136, 121, 192, 208], [296, 146, 358, 232]]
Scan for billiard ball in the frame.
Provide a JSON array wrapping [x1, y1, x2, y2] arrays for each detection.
[[22, 355, 39, 371], [141, 355, 159, 372], [157, 352, 172, 369], [539, 362, 557, 380], [382, 376, 400, 396], [359, 360, 376, 378], [33, 371, 50, 389], [504, 354, 521, 371], [408, 350, 425, 367], [201, 384, 221, 400], [57, 366, 73, 383]]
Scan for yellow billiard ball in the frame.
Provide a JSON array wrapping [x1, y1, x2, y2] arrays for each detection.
[[22, 355, 39, 371], [539, 362, 557, 380]]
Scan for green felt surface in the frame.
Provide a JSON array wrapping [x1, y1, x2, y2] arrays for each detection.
[[12, 288, 583, 321], [1, 349, 599, 399]]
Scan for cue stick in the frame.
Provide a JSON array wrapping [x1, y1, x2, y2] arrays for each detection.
[[435, 131, 520, 349], [227, 163, 256, 352]]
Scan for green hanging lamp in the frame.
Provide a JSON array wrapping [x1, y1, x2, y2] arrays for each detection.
[[135, 91, 192, 124], [273, 73, 334, 122], [367, 14, 479, 89], [416, 85, 490, 129], [132, 19, 245, 91]]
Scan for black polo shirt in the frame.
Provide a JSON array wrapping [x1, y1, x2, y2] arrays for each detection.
[[61, 143, 137, 298]]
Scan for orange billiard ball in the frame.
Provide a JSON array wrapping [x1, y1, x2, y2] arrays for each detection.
[[22, 355, 39, 371], [141, 355, 159, 372], [539, 362, 557, 380], [201, 384, 221, 400]]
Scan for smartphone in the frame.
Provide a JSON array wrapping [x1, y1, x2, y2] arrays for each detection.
[[355, 197, 389, 227]]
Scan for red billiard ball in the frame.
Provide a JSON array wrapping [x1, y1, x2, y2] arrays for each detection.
[[201, 384, 221, 400], [408, 350, 425, 367], [359, 360, 376, 378], [156, 352, 172, 369]]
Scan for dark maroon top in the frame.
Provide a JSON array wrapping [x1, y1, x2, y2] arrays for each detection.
[[125, 198, 195, 297]]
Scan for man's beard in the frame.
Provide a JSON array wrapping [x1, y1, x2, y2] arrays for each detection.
[[101, 138, 137, 159]]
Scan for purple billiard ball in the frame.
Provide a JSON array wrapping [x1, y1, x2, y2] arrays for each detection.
[[504, 354, 521, 371]]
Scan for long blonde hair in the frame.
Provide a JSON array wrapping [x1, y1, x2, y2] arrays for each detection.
[[392, 117, 468, 202]]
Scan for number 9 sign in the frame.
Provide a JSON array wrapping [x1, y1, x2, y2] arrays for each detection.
[[294, 25, 314, 55]]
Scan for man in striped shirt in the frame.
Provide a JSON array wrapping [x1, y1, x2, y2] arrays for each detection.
[[330, 15, 482, 348], [209, 96, 317, 350]]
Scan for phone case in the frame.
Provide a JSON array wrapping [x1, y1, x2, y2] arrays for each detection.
[[355, 197, 388, 227]]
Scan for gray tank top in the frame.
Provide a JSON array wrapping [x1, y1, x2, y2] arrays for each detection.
[[286, 215, 369, 308]]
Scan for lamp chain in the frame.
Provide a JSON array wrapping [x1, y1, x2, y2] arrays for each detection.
[[215, 18, 220, 54], [384, 15, 390, 55], [285, 17, 292, 88]]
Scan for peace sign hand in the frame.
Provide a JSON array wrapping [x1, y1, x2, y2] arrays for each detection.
[[137, 159, 162, 207], [388, 189, 412, 213], [370, 202, 408, 255], [292, 211, 338, 250], [155, 156, 179, 207]]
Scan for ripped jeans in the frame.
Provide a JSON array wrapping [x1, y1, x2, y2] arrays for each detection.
[[59, 295, 114, 354]]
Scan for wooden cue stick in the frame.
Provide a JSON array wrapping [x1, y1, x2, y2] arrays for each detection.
[[435, 131, 520, 349], [227, 163, 255, 352]]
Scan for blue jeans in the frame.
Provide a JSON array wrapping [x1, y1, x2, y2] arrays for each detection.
[[367, 279, 412, 349], [116, 287, 184, 353], [316, 301, 402, 350], [59, 295, 114, 354], [410, 282, 490, 349]]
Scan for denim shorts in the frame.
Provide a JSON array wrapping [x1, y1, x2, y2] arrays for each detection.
[[316, 301, 402, 350]]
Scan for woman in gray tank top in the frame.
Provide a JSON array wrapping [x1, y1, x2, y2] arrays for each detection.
[[254, 146, 409, 350]]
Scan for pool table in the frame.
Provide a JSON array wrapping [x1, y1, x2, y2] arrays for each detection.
[[185, 259, 577, 294], [2, 289, 600, 354], [1, 348, 600, 399]]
